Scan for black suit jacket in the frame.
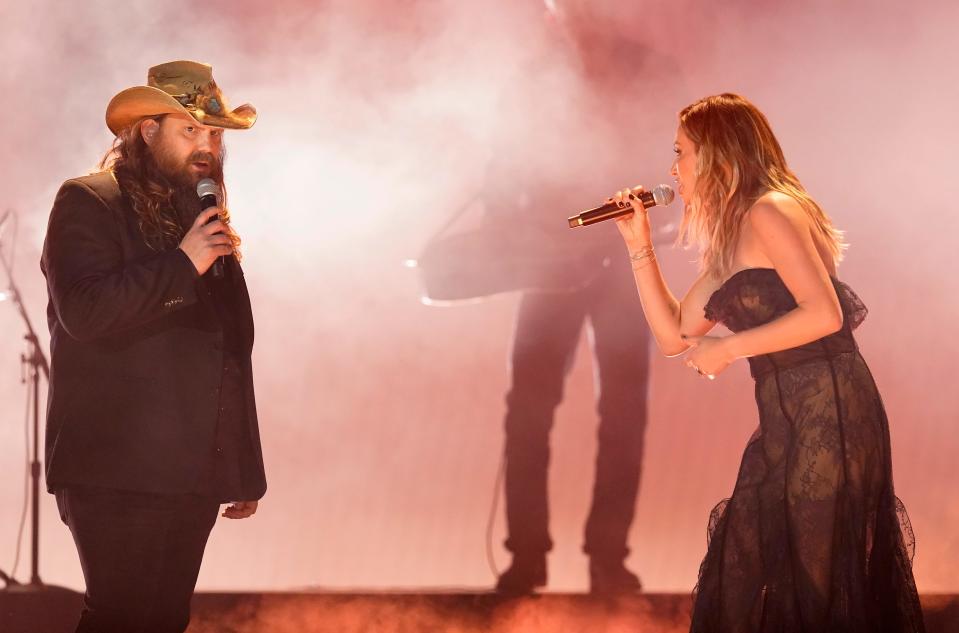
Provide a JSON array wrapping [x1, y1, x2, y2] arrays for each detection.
[[40, 171, 266, 497]]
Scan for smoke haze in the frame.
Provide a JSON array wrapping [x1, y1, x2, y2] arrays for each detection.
[[0, 0, 955, 594]]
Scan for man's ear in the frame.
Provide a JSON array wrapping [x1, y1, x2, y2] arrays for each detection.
[[140, 118, 160, 146]]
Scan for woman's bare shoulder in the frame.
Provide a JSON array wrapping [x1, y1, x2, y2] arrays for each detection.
[[742, 192, 817, 250], [748, 191, 807, 224]]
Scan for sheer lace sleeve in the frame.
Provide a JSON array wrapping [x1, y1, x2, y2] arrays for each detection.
[[836, 280, 868, 331]]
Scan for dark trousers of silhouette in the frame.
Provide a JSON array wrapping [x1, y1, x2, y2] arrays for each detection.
[[503, 264, 650, 560], [55, 487, 219, 633]]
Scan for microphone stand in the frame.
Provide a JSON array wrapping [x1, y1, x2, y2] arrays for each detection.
[[0, 228, 67, 594]]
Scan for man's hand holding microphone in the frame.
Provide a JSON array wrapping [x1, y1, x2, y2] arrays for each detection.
[[179, 206, 233, 276]]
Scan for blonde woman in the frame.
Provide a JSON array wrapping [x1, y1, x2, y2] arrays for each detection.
[[613, 94, 924, 631]]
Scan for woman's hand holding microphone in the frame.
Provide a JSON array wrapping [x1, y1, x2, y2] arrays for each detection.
[[611, 185, 656, 267]]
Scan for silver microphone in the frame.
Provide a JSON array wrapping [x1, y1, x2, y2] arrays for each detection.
[[196, 179, 225, 279]]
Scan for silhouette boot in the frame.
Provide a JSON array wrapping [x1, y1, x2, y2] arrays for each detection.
[[589, 556, 641, 595], [495, 552, 547, 595]]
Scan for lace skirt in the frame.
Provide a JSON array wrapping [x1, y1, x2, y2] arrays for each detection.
[[690, 351, 925, 632]]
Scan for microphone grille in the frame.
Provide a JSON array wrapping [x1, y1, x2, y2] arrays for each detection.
[[196, 178, 219, 199], [652, 184, 675, 207]]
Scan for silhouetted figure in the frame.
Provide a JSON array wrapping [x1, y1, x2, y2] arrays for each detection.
[[487, 2, 678, 595]]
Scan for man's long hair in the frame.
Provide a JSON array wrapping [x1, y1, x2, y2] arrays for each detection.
[[99, 115, 241, 257], [677, 93, 844, 279]]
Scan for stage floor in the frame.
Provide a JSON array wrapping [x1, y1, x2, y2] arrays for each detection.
[[3, 589, 957, 632]]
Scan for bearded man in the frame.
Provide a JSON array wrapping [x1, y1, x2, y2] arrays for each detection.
[[41, 61, 266, 633]]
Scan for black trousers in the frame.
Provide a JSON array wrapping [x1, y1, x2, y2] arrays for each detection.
[[55, 487, 219, 633], [503, 263, 650, 560]]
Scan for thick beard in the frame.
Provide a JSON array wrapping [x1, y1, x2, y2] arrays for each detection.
[[171, 186, 204, 232], [149, 139, 225, 231], [152, 144, 224, 188]]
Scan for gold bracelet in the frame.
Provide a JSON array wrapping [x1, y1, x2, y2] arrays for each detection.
[[629, 246, 655, 262], [629, 246, 656, 270], [632, 255, 657, 269]]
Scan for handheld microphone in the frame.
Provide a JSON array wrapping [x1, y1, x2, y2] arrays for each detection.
[[196, 178, 225, 279], [568, 184, 674, 228]]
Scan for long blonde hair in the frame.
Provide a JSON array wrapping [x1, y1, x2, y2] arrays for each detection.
[[677, 93, 845, 279]]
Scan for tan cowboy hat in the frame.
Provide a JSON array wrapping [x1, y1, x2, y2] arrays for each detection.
[[105, 60, 257, 135]]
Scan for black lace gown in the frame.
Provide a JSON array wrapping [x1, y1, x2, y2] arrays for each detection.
[[691, 268, 925, 632]]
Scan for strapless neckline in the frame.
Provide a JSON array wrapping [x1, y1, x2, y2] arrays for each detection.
[[708, 267, 843, 306], [704, 267, 866, 334], [708, 268, 777, 311], [715, 266, 776, 292]]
